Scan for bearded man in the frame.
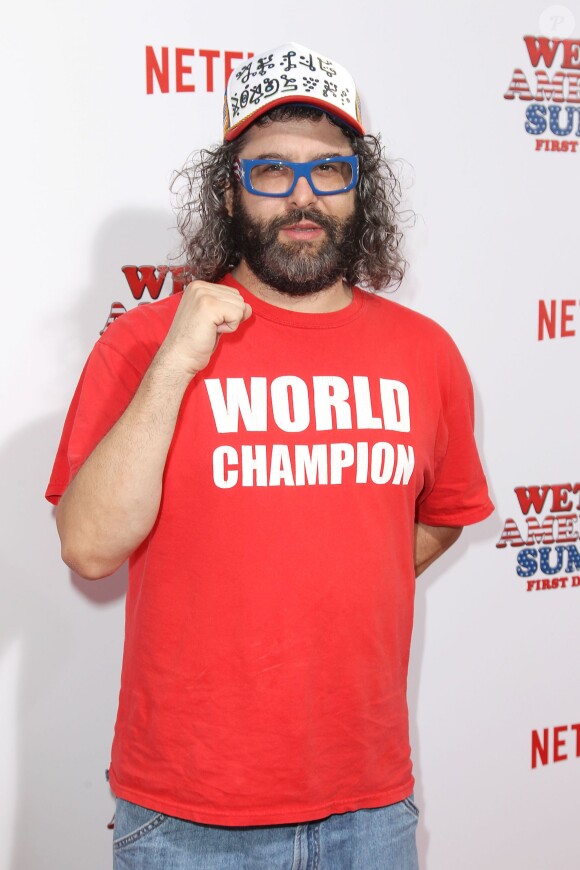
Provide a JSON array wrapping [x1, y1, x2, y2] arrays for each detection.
[[47, 43, 493, 870]]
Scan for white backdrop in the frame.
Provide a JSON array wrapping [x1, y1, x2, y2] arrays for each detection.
[[2, 1, 579, 868]]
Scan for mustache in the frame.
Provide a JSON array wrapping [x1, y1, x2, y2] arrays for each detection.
[[267, 209, 341, 234]]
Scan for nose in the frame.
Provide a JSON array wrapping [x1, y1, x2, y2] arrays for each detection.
[[288, 175, 318, 209]]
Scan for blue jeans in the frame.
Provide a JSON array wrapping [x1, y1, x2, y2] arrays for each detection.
[[112, 795, 420, 869]]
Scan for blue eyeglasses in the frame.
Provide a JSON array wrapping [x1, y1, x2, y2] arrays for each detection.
[[233, 156, 359, 197]]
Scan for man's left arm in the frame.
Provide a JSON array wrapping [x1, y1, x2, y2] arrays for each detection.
[[414, 522, 463, 577]]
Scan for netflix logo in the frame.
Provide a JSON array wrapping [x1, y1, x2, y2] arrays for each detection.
[[538, 298, 578, 340], [145, 46, 253, 94], [531, 722, 580, 768]]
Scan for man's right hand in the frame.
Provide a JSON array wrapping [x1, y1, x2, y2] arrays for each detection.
[[159, 281, 253, 377]]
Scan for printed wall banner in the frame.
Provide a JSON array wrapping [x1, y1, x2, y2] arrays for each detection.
[[100, 266, 183, 334], [496, 483, 580, 590], [503, 34, 580, 150]]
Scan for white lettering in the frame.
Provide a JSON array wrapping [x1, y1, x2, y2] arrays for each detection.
[[393, 445, 415, 484], [371, 442, 395, 484], [312, 376, 352, 430], [206, 376, 413, 434], [205, 377, 267, 433], [294, 444, 328, 485], [269, 445, 295, 486], [379, 379, 410, 432], [212, 441, 415, 488], [213, 446, 238, 488], [356, 441, 369, 483], [330, 443, 355, 484], [270, 376, 310, 432], [241, 445, 268, 486], [352, 376, 382, 429]]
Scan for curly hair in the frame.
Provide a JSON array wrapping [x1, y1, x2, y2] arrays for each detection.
[[171, 106, 408, 291]]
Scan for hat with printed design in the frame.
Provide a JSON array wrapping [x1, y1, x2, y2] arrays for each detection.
[[223, 42, 364, 141]]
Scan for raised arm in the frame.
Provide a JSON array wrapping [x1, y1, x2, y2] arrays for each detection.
[[56, 282, 252, 580], [413, 522, 463, 577]]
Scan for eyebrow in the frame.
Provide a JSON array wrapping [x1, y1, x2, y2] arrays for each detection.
[[251, 151, 353, 161]]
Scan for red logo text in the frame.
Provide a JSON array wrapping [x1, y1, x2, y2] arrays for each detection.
[[146, 47, 253, 94], [532, 722, 580, 768], [538, 299, 578, 340]]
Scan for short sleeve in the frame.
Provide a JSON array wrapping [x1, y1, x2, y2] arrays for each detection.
[[45, 341, 146, 505], [416, 339, 493, 527], [45, 295, 181, 505]]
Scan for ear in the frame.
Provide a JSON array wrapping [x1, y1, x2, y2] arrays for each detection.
[[224, 183, 234, 217]]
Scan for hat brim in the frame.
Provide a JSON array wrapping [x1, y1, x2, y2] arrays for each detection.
[[224, 95, 364, 141]]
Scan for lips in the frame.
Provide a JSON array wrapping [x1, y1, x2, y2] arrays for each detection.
[[283, 220, 321, 230], [280, 220, 324, 240]]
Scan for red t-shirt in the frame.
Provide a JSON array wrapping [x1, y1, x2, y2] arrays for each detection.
[[46, 275, 493, 826]]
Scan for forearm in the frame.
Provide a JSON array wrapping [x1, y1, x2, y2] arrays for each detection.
[[414, 522, 463, 577], [56, 348, 194, 579], [55, 281, 251, 579]]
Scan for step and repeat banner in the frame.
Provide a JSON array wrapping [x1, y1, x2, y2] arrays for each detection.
[[2, 1, 579, 868]]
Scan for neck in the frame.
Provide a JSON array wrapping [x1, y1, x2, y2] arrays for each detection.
[[231, 261, 353, 313]]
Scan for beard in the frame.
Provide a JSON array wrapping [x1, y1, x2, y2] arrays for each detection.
[[230, 193, 360, 297]]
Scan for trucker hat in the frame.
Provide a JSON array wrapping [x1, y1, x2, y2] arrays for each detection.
[[223, 42, 364, 141]]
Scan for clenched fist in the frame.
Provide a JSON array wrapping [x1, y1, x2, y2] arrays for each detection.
[[159, 281, 252, 377]]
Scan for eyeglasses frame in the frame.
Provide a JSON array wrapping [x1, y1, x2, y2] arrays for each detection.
[[233, 155, 359, 198]]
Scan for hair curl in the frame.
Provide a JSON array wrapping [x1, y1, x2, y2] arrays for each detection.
[[171, 106, 409, 291]]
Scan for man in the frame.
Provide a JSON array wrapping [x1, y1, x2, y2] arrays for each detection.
[[47, 43, 493, 869]]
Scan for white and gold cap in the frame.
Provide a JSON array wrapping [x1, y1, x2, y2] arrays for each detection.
[[223, 42, 364, 141]]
